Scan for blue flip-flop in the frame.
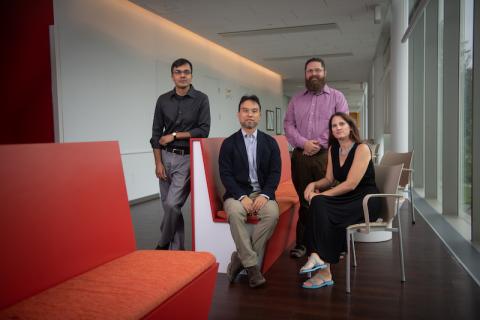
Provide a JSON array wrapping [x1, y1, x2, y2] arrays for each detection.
[[299, 263, 327, 274], [302, 278, 334, 289]]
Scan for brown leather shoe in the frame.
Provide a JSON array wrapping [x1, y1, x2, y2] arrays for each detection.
[[227, 251, 244, 283], [155, 243, 169, 250], [246, 265, 266, 288], [290, 245, 306, 258]]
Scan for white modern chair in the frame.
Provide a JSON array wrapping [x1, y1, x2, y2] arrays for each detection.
[[345, 164, 405, 293], [380, 151, 415, 223]]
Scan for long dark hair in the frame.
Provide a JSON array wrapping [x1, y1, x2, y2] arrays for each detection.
[[328, 112, 362, 147]]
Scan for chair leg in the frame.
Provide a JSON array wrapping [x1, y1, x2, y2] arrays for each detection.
[[346, 230, 351, 293], [409, 187, 415, 224], [351, 232, 357, 267], [409, 172, 415, 224], [397, 208, 406, 282]]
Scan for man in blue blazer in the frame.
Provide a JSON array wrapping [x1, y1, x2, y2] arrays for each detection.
[[219, 95, 281, 288]]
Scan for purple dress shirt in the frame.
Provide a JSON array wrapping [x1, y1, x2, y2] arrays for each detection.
[[284, 84, 349, 149]]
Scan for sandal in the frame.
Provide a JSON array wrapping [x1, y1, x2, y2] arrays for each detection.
[[302, 274, 334, 289], [299, 253, 327, 274]]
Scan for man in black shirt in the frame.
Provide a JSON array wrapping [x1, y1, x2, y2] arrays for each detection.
[[150, 58, 210, 250]]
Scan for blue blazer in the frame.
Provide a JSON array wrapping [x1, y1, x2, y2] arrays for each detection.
[[219, 129, 281, 201]]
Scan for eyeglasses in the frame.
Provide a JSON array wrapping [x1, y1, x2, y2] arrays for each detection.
[[240, 108, 259, 114], [173, 69, 192, 75]]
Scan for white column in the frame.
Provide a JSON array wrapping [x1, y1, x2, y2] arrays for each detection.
[[390, 0, 409, 152], [373, 54, 385, 156]]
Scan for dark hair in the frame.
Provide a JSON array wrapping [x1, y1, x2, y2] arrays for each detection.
[[304, 57, 326, 71], [238, 95, 262, 111], [328, 112, 362, 146], [171, 58, 192, 74]]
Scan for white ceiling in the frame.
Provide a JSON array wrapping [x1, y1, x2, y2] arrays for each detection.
[[130, 0, 391, 108]]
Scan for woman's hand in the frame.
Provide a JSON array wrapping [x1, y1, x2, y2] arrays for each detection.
[[306, 191, 321, 204], [304, 182, 317, 201]]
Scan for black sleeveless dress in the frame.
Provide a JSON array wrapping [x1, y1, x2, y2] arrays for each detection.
[[304, 142, 381, 264]]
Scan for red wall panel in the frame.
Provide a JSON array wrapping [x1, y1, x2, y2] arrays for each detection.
[[0, 0, 54, 144]]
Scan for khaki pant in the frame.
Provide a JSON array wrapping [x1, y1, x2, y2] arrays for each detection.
[[224, 193, 279, 268]]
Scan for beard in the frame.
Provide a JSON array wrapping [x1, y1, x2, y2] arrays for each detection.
[[240, 119, 258, 130], [305, 75, 326, 92]]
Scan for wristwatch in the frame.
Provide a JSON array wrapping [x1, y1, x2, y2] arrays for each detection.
[[172, 132, 177, 140]]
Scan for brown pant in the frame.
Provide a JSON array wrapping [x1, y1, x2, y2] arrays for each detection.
[[291, 148, 328, 247]]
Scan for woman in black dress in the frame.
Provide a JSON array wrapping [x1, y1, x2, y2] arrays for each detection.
[[300, 112, 380, 289]]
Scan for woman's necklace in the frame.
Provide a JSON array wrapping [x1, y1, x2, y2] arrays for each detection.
[[339, 142, 354, 156]]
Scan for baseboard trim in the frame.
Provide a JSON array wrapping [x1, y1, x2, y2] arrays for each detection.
[[129, 194, 160, 206]]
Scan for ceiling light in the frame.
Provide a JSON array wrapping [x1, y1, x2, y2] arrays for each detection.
[[218, 23, 338, 38], [374, 5, 382, 24], [264, 52, 353, 61]]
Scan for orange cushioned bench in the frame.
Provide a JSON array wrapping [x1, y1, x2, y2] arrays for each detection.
[[0, 142, 218, 320], [191, 135, 299, 273]]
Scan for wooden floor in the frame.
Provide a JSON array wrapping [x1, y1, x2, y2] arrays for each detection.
[[208, 205, 480, 320]]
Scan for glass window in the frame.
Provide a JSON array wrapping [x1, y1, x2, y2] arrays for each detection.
[[437, 0, 444, 205], [459, 0, 474, 221]]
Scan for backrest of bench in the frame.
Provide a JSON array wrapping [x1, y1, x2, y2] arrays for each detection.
[[274, 135, 292, 183], [200, 137, 226, 219], [0, 141, 135, 309], [199, 135, 291, 219]]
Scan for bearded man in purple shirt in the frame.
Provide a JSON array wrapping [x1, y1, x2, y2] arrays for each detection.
[[284, 57, 349, 258]]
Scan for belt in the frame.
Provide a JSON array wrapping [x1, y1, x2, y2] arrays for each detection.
[[161, 145, 190, 155], [294, 147, 327, 153]]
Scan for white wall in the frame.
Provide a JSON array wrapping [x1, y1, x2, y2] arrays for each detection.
[[52, 0, 283, 200]]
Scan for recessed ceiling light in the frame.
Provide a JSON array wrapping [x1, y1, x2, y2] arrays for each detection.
[[264, 52, 353, 61], [218, 23, 338, 38]]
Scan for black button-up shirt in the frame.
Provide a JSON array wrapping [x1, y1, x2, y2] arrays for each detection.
[[150, 85, 210, 149]]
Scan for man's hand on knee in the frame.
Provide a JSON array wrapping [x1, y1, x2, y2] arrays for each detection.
[[252, 196, 268, 213], [240, 197, 254, 214]]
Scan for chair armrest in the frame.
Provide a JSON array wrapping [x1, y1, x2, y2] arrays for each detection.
[[362, 193, 403, 233]]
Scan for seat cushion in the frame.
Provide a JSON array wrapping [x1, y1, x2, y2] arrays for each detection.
[[0, 250, 216, 320], [347, 222, 389, 233]]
